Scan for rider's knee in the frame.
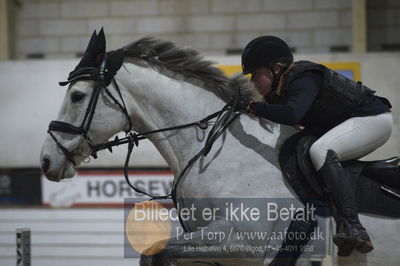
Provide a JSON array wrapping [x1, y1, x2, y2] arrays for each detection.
[[309, 140, 330, 171]]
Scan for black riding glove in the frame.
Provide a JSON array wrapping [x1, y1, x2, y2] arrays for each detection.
[[236, 95, 254, 112]]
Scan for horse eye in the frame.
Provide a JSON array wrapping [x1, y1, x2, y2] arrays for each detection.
[[71, 92, 86, 103]]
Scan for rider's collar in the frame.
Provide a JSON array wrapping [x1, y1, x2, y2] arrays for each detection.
[[272, 63, 295, 96]]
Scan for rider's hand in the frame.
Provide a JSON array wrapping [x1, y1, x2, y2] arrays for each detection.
[[236, 95, 256, 113]]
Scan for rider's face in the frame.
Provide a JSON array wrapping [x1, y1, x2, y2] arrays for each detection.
[[250, 67, 274, 96]]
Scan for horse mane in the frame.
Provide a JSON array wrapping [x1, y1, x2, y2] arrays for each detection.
[[123, 36, 255, 102]]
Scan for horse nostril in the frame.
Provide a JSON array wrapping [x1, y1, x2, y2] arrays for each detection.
[[42, 158, 51, 173]]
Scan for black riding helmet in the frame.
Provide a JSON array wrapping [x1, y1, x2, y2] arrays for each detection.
[[241, 36, 293, 75]]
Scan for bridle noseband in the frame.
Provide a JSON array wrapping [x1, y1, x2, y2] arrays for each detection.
[[47, 51, 243, 201]]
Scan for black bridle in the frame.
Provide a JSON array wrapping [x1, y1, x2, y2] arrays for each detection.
[[48, 54, 132, 164], [47, 52, 242, 200]]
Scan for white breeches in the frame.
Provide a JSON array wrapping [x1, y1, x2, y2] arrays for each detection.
[[310, 112, 393, 171]]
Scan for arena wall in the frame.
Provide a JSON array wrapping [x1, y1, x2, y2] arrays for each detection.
[[14, 0, 353, 59]]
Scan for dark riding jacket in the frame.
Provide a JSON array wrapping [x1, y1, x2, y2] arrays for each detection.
[[251, 61, 391, 134]]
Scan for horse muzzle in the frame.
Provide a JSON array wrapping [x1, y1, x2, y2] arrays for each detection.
[[40, 137, 78, 182], [41, 154, 76, 182]]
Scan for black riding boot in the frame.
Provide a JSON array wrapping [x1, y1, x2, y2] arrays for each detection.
[[318, 150, 374, 256]]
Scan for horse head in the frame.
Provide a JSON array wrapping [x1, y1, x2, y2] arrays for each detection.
[[40, 29, 129, 181]]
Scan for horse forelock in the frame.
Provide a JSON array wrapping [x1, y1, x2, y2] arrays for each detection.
[[122, 36, 254, 102]]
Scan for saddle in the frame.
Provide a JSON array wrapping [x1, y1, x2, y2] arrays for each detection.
[[279, 131, 400, 218]]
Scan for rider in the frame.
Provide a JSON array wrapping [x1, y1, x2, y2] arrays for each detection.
[[239, 35, 393, 256]]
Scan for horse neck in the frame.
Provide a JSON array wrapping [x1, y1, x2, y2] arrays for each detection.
[[117, 62, 227, 174]]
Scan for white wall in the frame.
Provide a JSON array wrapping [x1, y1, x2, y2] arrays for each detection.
[[0, 53, 399, 168]]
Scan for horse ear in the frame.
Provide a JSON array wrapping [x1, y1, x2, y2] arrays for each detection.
[[94, 28, 106, 65], [72, 29, 106, 72], [85, 30, 98, 53], [72, 30, 100, 70]]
